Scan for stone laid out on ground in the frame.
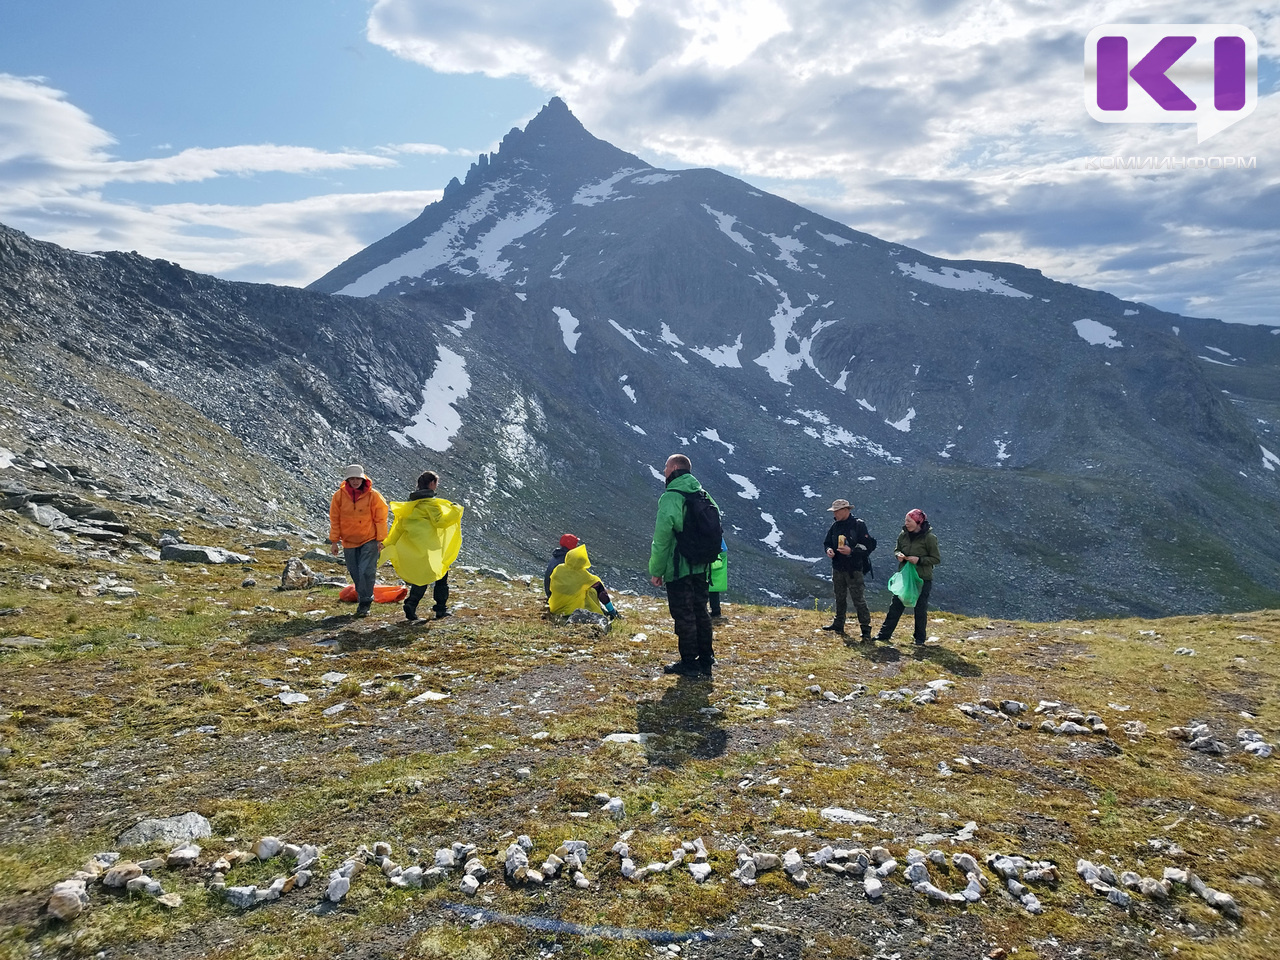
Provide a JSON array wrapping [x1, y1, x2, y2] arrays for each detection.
[[46, 879, 90, 921], [1166, 722, 1237, 756], [1237, 728, 1275, 758]]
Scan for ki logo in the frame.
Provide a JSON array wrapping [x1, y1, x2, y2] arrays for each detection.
[[1085, 24, 1257, 143]]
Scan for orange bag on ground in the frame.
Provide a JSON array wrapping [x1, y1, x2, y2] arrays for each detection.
[[338, 584, 408, 603]]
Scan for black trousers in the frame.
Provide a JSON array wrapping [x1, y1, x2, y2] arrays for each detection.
[[831, 567, 871, 634], [877, 577, 933, 642], [666, 574, 714, 665], [406, 573, 449, 614]]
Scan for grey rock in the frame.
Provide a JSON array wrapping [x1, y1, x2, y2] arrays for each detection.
[[160, 543, 254, 564], [326, 875, 350, 902], [224, 886, 259, 909], [117, 812, 212, 850]]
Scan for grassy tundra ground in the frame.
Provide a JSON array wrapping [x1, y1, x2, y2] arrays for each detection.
[[0, 509, 1277, 960]]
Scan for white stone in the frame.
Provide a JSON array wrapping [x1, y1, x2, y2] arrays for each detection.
[[252, 836, 283, 860], [102, 862, 143, 888], [326, 876, 350, 902], [688, 862, 713, 883], [166, 843, 201, 868], [47, 879, 89, 921], [460, 875, 480, 896]]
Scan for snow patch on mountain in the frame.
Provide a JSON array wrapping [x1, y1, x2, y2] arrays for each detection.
[[727, 474, 760, 499], [339, 183, 554, 295], [817, 231, 852, 246], [702, 205, 754, 253], [856, 399, 876, 412], [1262, 445, 1279, 471], [802, 424, 902, 464], [608, 319, 651, 352], [660, 323, 684, 347], [553, 307, 581, 353], [802, 485, 819, 498], [699, 428, 735, 454], [390, 345, 470, 451], [574, 168, 644, 206], [759, 512, 822, 562], [632, 172, 677, 185], [885, 408, 916, 433], [765, 232, 806, 271], [897, 262, 1031, 299], [498, 394, 547, 477], [692, 334, 744, 368], [753, 292, 812, 384], [1074, 319, 1123, 348]]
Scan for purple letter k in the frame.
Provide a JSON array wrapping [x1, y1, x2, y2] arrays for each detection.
[[1130, 36, 1196, 110]]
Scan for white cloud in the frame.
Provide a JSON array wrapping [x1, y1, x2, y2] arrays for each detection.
[[365, 0, 1280, 323], [0, 74, 439, 285]]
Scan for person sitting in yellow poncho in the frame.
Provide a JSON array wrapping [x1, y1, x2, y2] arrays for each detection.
[[380, 470, 463, 621], [548, 543, 618, 619]]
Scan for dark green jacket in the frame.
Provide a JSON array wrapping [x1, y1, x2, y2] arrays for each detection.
[[894, 523, 941, 581], [648, 471, 719, 583]]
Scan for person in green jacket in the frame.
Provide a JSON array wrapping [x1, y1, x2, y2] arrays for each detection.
[[649, 454, 720, 677], [874, 508, 941, 646]]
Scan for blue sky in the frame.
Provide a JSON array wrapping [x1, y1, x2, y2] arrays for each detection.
[[1, 0, 1277, 324]]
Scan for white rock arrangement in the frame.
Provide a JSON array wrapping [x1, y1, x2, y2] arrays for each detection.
[[1075, 859, 1240, 919], [505, 836, 591, 890], [215, 837, 319, 908], [986, 852, 1058, 914], [613, 835, 709, 883], [44, 843, 198, 922]]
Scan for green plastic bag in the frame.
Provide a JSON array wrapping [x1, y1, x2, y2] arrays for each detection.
[[887, 562, 923, 607]]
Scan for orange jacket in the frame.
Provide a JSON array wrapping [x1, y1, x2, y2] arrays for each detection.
[[328, 477, 389, 549]]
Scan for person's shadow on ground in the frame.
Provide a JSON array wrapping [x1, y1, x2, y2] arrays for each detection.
[[848, 639, 982, 677], [636, 676, 728, 769]]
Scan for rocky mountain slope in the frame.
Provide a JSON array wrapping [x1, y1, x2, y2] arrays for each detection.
[[3, 99, 1279, 619], [310, 98, 1280, 619]]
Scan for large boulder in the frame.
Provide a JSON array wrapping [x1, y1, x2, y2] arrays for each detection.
[[116, 812, 213, 849], [160, 544, 254, 564]]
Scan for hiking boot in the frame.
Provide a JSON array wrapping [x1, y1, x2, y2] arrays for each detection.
[[355, 602, 371, 618], [861, 628, 873, 643], [820, 622, 846, 634], [694, 659, 714, 676], [662, 660, 698, 676], [404, 603, 421, 622], [434, 609, 452, 620], [914, 635, 927, 646]]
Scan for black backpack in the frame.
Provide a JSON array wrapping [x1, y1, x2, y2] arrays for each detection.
[[673, 490, 724, 566]]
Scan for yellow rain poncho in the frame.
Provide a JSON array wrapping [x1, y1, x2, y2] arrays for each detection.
[[380, 497, 464, 586], [548, 544, 604, 616]]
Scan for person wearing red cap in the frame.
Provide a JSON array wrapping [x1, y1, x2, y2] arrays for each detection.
[[873, 508, 941, 646], [544, 534, 581, 599]]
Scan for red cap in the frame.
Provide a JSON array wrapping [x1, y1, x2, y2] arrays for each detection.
[[559, 534, 580, 549], [906, 509, 927, 525]]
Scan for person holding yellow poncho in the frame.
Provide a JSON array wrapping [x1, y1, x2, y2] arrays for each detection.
[[548, 543, 618, 619], [380, 470, 463, 621]]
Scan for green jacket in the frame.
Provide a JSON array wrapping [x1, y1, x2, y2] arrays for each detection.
[[894, 523, 941, 581], [648, 471, 719, 583]]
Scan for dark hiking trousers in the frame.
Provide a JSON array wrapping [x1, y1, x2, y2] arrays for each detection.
[[343, 540, 379, 606], [877, 577, 933, 642], [666, 574, 714, 667], [405, 572, 449, 617], [831, 568, 870, 635]]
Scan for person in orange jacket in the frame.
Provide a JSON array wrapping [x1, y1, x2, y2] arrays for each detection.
[[328, 463, 389, 617]]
